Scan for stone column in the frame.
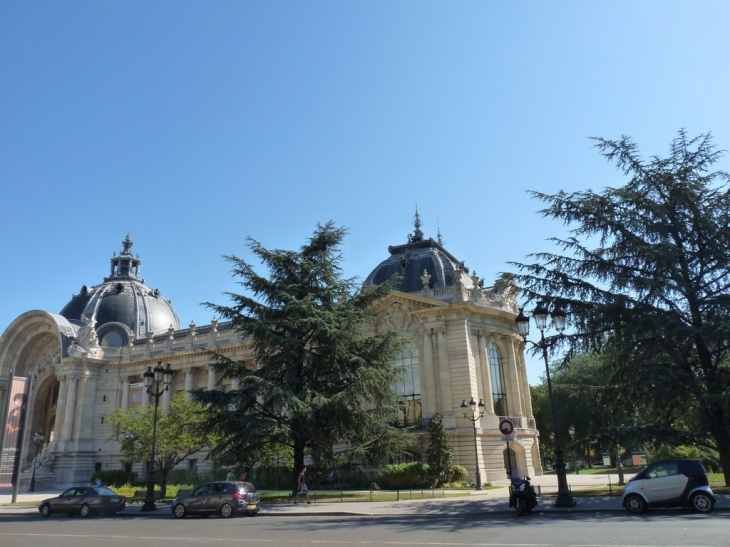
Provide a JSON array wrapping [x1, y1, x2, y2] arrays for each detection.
[[435, 328, 453, 411], [517, 342, 534, 418], [477, 332, 495, 414], [141, 380, 150, 410], [77, 368, 98, 443], [504, 336, 524, 418], [121, 377, 131, 410], [207, 365, 217, 391], [162, 371, 173, 409], [72, 371, 91, 442], [61, 375, 78, 441], [420, 329, 436, 416], [53, 375, 70, 444], [185, 367, 195, 400]]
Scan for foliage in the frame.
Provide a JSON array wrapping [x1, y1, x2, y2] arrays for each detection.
[[448, 464, 468, 483], [646, 445, 721, 473], [381, 462, 429, 489], [511, 130, 730, 484], [108, 392, 211, 496], [90, 469, 130, 488], [426, 413, 453, 487], [197, 222, 409, 485]]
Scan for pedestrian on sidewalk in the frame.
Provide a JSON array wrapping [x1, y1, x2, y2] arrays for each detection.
[[295, 466, 311, 504]]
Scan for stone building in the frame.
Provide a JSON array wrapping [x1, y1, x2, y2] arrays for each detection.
[[0, 222, 541, 491]]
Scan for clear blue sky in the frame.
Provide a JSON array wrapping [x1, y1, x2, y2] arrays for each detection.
[[2, 1, 729, 384]]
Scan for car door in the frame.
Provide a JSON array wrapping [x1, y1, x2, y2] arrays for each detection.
[[187, 484, 211, 514], [210, 483, 228, 511], [52, 488, 78, 514], [643, 462, 687, 503]]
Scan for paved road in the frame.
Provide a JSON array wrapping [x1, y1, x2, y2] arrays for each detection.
[[0, 510, 728, 547]]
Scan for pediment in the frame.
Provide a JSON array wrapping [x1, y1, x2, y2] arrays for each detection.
[[369, 291, 447, 331]]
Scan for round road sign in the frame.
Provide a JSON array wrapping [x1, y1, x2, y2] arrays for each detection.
[[499, 418, 514, 436]]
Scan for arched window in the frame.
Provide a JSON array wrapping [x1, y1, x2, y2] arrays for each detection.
[[393, 343, 421, 427], [489, 342, 508, 416]]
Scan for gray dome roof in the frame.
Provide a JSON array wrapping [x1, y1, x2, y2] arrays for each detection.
[[60, 235, 180, 344], [364, 212, 476, 294]]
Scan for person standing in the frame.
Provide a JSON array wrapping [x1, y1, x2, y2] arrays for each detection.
[[296, 466, 311, 504], [226, 468, 237, 481]]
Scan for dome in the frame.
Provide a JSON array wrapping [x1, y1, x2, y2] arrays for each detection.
[[364, 212, 476, 294], [60, 235, 181, 347]]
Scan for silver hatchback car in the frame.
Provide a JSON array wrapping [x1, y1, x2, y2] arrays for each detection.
[[622, 459, 715, 513], [172, 481, 261, 518]]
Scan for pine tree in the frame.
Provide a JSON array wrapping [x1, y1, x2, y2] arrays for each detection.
[[426, 413, 452, 487], [511, 131, 730, 485], [197, 222, 409, 485]]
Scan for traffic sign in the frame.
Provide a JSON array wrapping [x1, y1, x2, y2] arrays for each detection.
[[498, 418, 514, 436], [501, 435, 515, 442]]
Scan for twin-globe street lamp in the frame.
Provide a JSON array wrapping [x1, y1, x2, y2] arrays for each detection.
[[516, 302, 576, 508], [29, 431, 45, 492], [141, 361, 173, 512], [461, 397, 486, 491]]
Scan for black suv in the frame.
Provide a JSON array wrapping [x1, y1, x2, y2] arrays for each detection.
[[622, 459, 715, 513]]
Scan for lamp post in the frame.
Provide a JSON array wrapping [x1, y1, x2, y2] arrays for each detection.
[[569, 425, 579, 475], [461, 397, 486, 491], [29, 431, 45, 492], [516, 303, 576, 508], [141, 361, 173, 512]]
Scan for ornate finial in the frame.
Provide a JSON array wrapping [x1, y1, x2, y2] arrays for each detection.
[[420, 269, 431, 288], [407, 207, 424, 243], [211, 316, 218, 332], [437, 221, 443, 246], [168, 324, 175, 339], [121, 233, 134, 256]]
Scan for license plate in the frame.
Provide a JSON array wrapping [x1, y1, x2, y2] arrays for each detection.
[[110, 497, 120, 502], [248, 504, 257, 510]]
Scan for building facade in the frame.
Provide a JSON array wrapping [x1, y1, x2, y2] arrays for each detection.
[[0, 223, 541, 491]]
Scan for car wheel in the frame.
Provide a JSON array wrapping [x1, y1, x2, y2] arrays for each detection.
[[220, 503, 234, 518], [40, 504, 51, 518], [79, 504, 91, 518], [691, 492, 714, 513], [625, 494, 646, 514], [173, 504, 187, 518]]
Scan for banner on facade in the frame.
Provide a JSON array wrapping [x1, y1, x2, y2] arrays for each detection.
[[128, 382, 145, 410], [0, 376, 29, 486]]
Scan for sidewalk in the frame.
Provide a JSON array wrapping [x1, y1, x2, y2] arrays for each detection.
[[2, 474, 728, 517]]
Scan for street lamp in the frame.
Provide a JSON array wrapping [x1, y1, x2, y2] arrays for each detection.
[[461, 397, 486, 491], [29, 431, 45, 492], [141, 361, 173, 512], [516, 303, 576, 508]]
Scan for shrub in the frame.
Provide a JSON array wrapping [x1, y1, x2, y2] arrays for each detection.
[[90, 469, 131, 488], [449, 464, 467, 483], [381, 462, 429, 489]]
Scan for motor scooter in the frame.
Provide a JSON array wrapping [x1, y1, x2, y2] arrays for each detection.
[[508, 471, 537, 516]]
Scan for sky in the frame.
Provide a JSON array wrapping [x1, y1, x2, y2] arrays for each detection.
[[2, 1, 730, 385]]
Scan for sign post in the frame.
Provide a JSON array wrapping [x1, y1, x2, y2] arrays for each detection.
[[499, 419, 515, 474]]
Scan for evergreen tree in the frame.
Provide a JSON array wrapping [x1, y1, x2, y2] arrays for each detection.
[[426, 413, 452, 487], [511, 131, 730, 484], [197, 222, 408, 485]]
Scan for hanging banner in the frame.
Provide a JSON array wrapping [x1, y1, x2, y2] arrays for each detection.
[[0, 376, 29, 486], [128, 383, 145, 410]]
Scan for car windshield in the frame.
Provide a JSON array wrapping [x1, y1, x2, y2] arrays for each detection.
[[94, 487, 116, 496]]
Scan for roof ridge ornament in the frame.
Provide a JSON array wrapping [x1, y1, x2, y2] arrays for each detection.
[[407, 207, 424, 243], [121, 233, 134, 257]]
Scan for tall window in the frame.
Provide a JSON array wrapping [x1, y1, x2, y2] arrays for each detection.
[[393, 343, 422, 426], [489, 342, 508, 416]]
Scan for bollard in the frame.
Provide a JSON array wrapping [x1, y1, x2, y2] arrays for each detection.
[[397, 490, 400, 501]]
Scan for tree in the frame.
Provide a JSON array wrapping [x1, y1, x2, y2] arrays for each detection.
[[197, 222, 409, 487], [108, 393, 210, 496], [426, 413, 452, 487], [511, 130, 730, 484]]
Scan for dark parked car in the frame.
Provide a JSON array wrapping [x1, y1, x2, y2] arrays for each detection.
[[622, 459, 715, 513], [172, 481, 260, 518], [39, 486, 127, 517]]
